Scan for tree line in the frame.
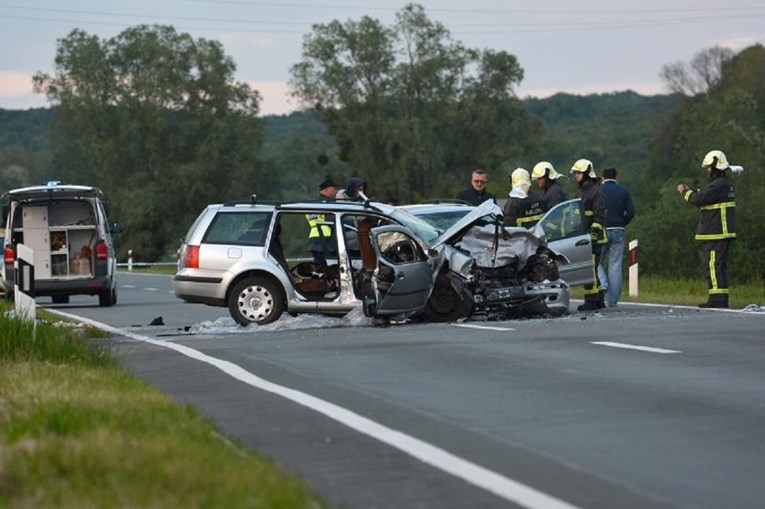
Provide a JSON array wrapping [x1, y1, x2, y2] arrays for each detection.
[[0, 3, 762, 285]]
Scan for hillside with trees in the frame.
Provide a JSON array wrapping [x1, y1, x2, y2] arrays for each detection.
[[0, 4, 762, 286]]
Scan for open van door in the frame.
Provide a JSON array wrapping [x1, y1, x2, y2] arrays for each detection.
[[364, 225, 435, 316]]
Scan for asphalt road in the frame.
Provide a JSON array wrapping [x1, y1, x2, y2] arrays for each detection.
[[43, 272, 765, 509]]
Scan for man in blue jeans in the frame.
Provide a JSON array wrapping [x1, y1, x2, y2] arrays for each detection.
[[597, 168, 636, 307]]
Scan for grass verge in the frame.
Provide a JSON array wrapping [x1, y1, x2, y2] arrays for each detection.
[[0, 306, 323, 509], [570, 275, 764, 309]]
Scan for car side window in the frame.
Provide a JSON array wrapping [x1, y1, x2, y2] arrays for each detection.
[[203, 211, 273, 246], [539, 200, 585, 242], [377, 231, 426, 264]]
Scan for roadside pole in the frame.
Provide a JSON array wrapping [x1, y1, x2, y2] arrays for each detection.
[[15, 243, 37, 338], [629, 239, 638, 297]]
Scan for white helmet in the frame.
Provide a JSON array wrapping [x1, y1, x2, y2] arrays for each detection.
[[702, 150, 728, 170], [571, 158, 596, 178], [511, 168, 531, 188], [531, 161, 562, 180]]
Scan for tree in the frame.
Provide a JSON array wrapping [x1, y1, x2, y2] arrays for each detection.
[[33, 25, 263, 259], [290, 3, 541, 202], [660, 46, 733, 96]]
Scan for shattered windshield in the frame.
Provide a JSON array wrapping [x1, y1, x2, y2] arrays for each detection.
[[388, 208, 441, 245]]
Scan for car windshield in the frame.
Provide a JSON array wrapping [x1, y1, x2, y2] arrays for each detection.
[[388, 208, 441, 245], [408, 209, 472, 231]]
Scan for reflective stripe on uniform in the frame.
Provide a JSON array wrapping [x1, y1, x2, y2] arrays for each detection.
[[516, 213, 544, 226], [708, 249, 718, 292]]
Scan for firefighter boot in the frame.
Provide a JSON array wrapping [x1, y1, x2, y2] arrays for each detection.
[[577, 293, 601, 312], [699, 295, 729, 309], [597, 290, 606, 309]]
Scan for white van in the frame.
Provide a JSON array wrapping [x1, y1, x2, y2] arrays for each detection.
[[2, 182, 123, 306]]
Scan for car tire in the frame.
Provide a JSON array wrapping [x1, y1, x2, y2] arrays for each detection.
[[423, 273, 473, 322], [52, 295, 70, 304], [229, 276, 284, 326], [99, 286, 116, 307]]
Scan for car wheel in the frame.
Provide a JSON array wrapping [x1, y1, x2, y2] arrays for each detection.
[[423, 273, 473, 322], [98, 287, 116, 307], [52, 295, 70, 304], [229, 276, 284, 326]]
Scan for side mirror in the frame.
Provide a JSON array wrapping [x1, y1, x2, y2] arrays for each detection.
[[110, 223, 125, 234]]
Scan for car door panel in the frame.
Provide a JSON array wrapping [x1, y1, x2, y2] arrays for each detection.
[[366, 226, 434, 315], [534, 199, 594, 286]]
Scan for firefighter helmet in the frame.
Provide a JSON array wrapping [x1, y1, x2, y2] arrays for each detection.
[[511, 168, 531, 188], [570, 158, 596, 178], [702, 150, 728, 170], [531, 161, 562, 180]]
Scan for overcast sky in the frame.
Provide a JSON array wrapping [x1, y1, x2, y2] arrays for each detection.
[[0, 1, 762, 115]]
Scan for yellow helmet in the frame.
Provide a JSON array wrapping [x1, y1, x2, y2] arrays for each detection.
[[571, 158, 596, 178], [531, 161, 561, 180], [702, 150, 728, 170], [511, 168, 531, 188]]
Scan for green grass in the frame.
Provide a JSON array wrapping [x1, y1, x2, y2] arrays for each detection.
[[0, 306, 324, 509], [570, 275, 764, 309]]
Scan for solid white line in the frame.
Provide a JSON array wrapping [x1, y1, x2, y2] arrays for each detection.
[[451, 323, 515, 332], [144, 287, 159, 291], [591, 341, 681, 354], [49, 309, 577, 509]]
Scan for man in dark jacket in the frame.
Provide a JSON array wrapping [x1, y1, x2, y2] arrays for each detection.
[[571, 158, 608, 311], [597, 168, 636, 307], [677, 150, 738, 308], [455, 169, 496, 205]]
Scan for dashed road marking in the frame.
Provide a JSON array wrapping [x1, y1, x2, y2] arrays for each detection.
[[452, 324, 515, 332], [591, 341, 681, 354]]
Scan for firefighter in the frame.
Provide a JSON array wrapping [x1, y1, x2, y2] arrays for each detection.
[[503, 168, 544, 228], [570, 158, 608, 311], [531, 161, 568, 211], [677, 150, 738, 308]]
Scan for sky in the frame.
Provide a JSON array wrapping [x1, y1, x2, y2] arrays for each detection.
[[0, 1, 763, 116]]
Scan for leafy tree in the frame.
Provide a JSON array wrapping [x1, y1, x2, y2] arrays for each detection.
[[33, 25, 263, 260], [290, 3, 541, 202]]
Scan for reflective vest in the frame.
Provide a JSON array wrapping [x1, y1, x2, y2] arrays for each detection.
[[306, 214, 332, 239]]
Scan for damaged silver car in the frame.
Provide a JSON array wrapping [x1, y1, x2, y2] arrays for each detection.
[[173, 195, 590, 325]]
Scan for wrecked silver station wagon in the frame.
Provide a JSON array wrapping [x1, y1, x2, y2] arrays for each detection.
[[173, 197, 587, 325]]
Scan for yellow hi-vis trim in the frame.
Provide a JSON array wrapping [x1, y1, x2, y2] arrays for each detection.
[[700, 201, 735, 210], [583, 254, 599, 295], [516, 213, 544, 226], [584, 210, 594, 216], [708, 250, 718, 292]]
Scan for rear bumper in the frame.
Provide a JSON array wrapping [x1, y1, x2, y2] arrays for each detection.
[[4, 275, 113, 297]]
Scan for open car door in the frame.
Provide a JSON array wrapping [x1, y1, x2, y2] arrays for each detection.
[[364, 225, 435, 316], [532, 199, 593, 286]]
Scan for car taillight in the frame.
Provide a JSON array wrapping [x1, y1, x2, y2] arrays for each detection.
[[4, 247, 15, 264], [183, 245, 200, 269], [95, 242, 109, 261]]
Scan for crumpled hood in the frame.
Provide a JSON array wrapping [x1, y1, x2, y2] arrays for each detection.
[[433, 199, 545, 268], [457, 225, 544, 268]]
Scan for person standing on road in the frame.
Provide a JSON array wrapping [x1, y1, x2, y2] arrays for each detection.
[[306, 178, 339, 266], [455, 169, 496, 205], [597, 168, 636, 308], [531, 161, 568, 211], [677, 150, 739, 309], [571, 158, 608, 311], [503, 168, 544, 228]]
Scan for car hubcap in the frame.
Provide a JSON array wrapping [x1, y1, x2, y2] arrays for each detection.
[[237, 284, 274, 323]]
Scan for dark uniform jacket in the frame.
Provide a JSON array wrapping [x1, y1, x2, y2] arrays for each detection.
[[576, 179, 608, 244], [683, 175, 736, 240], [503, 190, 544, 227], [455, 188, 496, 206], [543, 180, 567, 211]]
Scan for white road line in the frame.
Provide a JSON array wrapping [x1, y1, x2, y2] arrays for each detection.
[[49, 309, 577, 509], [144, 287, 158, 291], [452, 323, 515, 332], [591, 341, 681, 354], [122, 285, 137, 289]]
